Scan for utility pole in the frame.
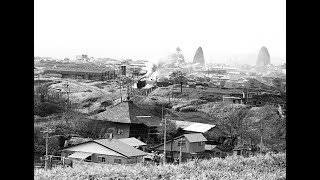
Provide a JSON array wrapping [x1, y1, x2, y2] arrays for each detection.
[[179, 143, 182, 165], [246, 88, 248, 105], [162, 104, 166, 164], [41, 127, 54, 171], [120, 78, 122, 102], [178, 138, 185, 165], [260, 119, 264, 154]]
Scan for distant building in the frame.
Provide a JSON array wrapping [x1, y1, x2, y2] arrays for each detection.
[[43, 68, 118, 81], [222, 96, 242, 104], [76, 54, 90, 62]]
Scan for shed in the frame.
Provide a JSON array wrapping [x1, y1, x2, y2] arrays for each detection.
[[233, 145, 251, 157], [204, 145, 231, 159]]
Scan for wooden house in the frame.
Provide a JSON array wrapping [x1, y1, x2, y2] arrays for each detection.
[[61, 138, 147, 165], [89, 101, 162, 146], [151, 133, 207, 163]]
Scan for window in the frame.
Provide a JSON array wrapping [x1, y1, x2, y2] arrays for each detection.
[[114, 159, 121, 164], [248, 93, 253, 98], [199, 142, 204, 146], [118, 129, 124, 135], [216, 152, 220, 156], [98, 156, 106, 163], [237, 150, 241, 155]]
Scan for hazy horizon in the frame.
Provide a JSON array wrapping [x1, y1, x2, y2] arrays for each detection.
[[34, 0, 286, 65]]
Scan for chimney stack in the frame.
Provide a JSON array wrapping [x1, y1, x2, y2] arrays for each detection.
[[109, 133, 113, 140]]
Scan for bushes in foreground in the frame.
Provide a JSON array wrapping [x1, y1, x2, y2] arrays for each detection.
[[35, 153, 286, 180]]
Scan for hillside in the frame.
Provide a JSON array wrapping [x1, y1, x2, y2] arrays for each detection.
[[35, 153, 286, 180]]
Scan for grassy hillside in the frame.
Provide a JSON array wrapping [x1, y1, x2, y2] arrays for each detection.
[[35, 153, 285, 180]]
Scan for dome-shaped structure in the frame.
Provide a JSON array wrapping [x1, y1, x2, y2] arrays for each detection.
[[256, 46, 270, 67], [193, 47, 205, 65]]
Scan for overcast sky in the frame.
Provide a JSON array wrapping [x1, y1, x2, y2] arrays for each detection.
[[34, 0, 286, 65]]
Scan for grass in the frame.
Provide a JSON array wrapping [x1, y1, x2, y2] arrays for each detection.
[[34, 153, 286, 180]]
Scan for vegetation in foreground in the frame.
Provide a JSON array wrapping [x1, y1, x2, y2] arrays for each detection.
[[35, 153, 285, 180]]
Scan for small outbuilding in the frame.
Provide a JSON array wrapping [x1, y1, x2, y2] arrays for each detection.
[[204, 145, 231, 159], [233, 145, 251, 157]]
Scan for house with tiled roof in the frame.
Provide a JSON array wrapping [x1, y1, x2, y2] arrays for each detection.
[[61, 137, 147, 165], [151, 133, 207, 162], [89, 100, 162, 145]]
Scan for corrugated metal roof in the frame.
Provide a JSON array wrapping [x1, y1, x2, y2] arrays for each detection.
[[94, 139, 147, 157], [183, 123, 215, 133], [183, 133, 207, 142], [172, 120, 194, 129], [68, 151, 93, 159], [118, 137, 146, 147]]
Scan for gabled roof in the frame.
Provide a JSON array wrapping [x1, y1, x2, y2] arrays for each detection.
[[118, 137, 147, 147], [183, 133, 207, 142], [183, 123, 215, 133], [94, 139, 147, 157], [61, 138, 147, 158], [89, 101, 161, 127]]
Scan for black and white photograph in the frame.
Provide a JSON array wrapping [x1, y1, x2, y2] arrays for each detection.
[[34, 0, 286, 179]]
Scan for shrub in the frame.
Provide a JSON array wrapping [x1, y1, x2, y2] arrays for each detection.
[[180, 106, 197, 112], [34, 102, 64, 117], [190, 99, 207, 106], [82, 96, 100, 103], [34, 153, 286, 180]]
